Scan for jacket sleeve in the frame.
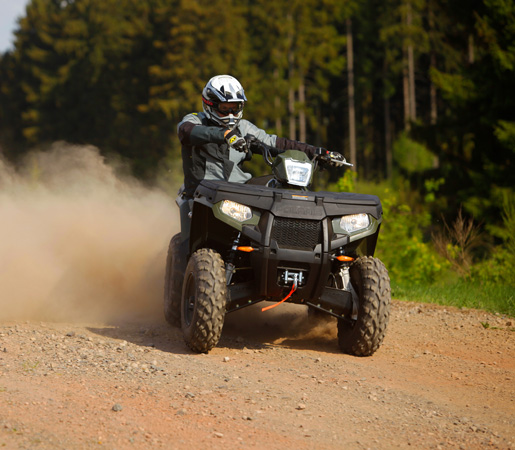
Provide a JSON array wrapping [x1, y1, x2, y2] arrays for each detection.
[[275, 137, 318, 159], [238, 120, 318, 158], [177, 113, 226, 146], [237, 120, 277, 147]]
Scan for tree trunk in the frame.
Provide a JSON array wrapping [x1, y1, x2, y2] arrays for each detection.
[[428, 2, 437, 125], [430, 52, 437, 125], [275, 97, 283, 136], [346, 18, 356, 170], [298, 75, 306, 142], [429, 5, 439, 169], [288, 81, 296, 140], [287, 15, 296, 140], [274, 68, 282, 136], [384, 60, 392, 180], [385, 95, 393, 179], [468, 34, 475, 64], [407, 3, 416, 122], [403, 46, 411, 130], [288, 57, 296, 140]]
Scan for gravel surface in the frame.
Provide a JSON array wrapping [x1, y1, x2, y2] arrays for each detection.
[[0, 300, 514, 449]]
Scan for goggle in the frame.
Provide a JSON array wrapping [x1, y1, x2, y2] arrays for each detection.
[[216, 102, 244, 115]]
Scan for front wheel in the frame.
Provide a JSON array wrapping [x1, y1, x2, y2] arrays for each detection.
[[337, 256, 391, 356], [181, 249, 228, 353]]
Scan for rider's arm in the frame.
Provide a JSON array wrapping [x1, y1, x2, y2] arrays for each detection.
[[275, 137, 317, 158], [177, 113, 226, 146], [238, 120, 317, 158]]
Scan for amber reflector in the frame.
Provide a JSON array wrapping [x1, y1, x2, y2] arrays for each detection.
[[237, 246, 255, 252], [336, 255, 354, 262]]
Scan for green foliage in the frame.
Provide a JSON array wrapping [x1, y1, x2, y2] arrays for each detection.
[[373, 179, 515, 315], [336, 169, 357, 193], [470, 192, 515, 287], [423, 177, 445, 203], [430, 70, 477, 105], [494, 120, 515, 151], [393, 133, 435, 174], [471, 246, 515, 288], [374, 188, 450, 285], [477, 0, 515, 72]]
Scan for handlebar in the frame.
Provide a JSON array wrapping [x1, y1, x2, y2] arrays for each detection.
[[244, 135, 282, 165], [244, 134, 353, 168]]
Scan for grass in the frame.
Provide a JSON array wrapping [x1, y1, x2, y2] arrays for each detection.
[[392, 280, 515, 317], [21, 360, 40, 373]]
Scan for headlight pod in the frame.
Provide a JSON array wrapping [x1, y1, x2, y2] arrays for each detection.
[[340, 213, 370, 233], [284, 159, 312, 186], [220, 200, 252, 222]]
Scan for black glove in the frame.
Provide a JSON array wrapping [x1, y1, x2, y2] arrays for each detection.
[[327, 151, 345, 166], [316, 148, 346, 167], [225, 129, 248, 153]]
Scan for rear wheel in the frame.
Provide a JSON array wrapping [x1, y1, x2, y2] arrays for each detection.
[[164, 234, 185, 327], [337, 256, 390, 356], [181, 249, 227, 353]]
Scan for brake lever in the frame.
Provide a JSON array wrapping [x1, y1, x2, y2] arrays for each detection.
[[339, 159, 353, 167]]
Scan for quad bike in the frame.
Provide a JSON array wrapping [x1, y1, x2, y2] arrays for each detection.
[[164, 136, 391, 356]]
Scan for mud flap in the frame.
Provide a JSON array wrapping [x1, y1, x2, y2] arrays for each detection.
[[176, 185, 193, 244], [306, 286, 354, 318]]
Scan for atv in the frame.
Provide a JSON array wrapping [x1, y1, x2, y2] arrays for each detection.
[[164, 136, 391, 356]]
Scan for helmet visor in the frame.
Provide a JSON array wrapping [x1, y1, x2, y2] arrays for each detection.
[[216, 102, 244, 115]]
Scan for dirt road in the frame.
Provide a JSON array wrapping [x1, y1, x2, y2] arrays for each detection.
[[0, 300, 513, 450]]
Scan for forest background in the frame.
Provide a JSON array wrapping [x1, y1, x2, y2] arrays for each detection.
[[0, 0, 513, 315]]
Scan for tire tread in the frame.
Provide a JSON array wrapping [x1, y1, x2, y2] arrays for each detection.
[[182, 249, 227, 353], [338, 256, 391, 356]]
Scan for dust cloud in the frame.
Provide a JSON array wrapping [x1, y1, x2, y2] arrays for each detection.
[[0, 142, 179, 323], [225, 303, 338, 347]]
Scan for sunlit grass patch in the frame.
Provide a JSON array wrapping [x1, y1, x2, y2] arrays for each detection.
[[392, 280, 515, 317]]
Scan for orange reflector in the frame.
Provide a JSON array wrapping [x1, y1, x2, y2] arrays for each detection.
[[236, 246, 255, 252], [336, 255, 354, 262]]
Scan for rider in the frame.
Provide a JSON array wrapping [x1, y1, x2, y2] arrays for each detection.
[[178, 74, 341, 198], [177, 74, 341, 239]]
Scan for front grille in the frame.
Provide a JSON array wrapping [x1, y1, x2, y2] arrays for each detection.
[[271, 218, 322, 250]]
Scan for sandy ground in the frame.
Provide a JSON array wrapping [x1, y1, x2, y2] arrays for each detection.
[[0, 300, 513, 450]]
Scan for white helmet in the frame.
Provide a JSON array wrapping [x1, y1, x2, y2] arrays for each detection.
[[202, 75, 247, 128]]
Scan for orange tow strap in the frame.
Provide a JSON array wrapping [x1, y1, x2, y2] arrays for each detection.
[[261, 283, 297, 312]]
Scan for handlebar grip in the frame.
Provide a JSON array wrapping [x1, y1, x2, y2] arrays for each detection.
[[317, 150, 353, 167]]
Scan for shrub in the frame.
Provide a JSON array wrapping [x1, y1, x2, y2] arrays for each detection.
[[375, 192, 450, 285], [432, 208, 483, 276], [393, 133, 435, 174], [470, 192, 515, 287]]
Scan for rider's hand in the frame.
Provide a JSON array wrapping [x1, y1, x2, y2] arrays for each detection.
[[327, 151, 345, 166], [316, 148, 347, 167], [224, 129, 248, 153]]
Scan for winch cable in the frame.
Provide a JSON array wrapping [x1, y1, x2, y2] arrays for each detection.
[[261, 279, 297, 312]]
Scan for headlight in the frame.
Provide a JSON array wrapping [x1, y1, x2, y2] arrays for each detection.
[[340, 213, 370, 233], [284, 159, 312, 186], [220, 200, 252, 222]]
